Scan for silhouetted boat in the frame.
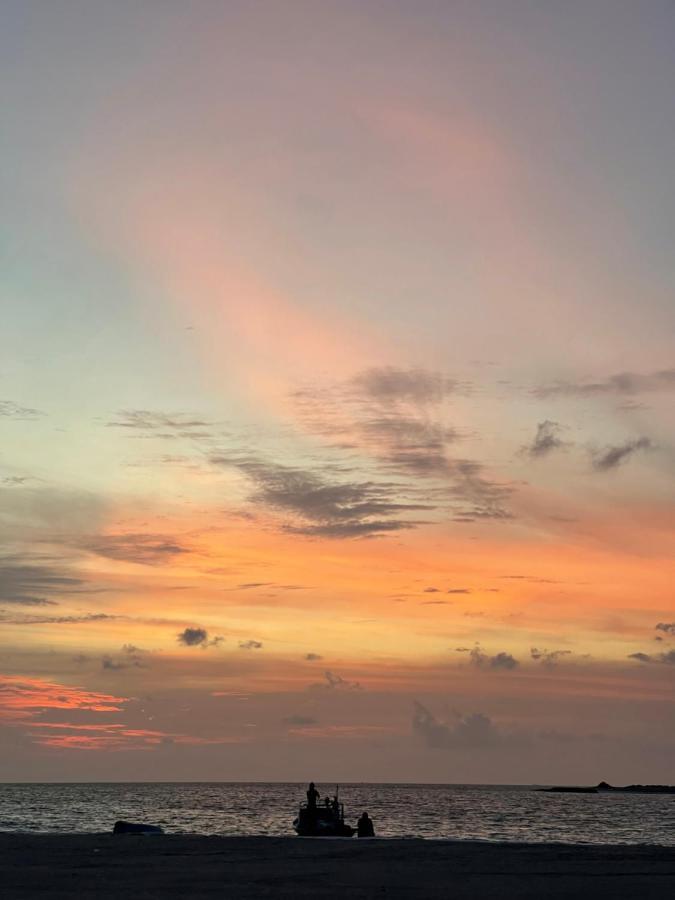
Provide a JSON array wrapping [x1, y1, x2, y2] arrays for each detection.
[[293, 788, 355, 836]]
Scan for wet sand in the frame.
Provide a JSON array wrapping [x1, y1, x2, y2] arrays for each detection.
[[2, 834, 674, 898]]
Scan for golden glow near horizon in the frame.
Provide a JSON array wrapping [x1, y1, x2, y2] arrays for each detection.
[[1, 2, 674, 782]]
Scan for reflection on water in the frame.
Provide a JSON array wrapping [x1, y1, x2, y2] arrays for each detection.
[[0, 783, 673, 845]]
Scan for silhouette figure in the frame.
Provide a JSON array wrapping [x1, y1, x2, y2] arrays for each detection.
[[306, 781, 320, 811], [357, 811, 375, 837]]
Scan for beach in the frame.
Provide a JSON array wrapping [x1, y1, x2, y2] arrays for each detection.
[[2, 834, 674, 899]]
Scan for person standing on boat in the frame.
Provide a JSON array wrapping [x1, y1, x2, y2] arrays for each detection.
[[306, 782, 320, 811]]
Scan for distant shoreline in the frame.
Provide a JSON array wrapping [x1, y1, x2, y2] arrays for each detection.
[[2, 834, 674, 899]]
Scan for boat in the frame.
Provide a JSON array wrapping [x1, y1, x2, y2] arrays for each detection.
[[293, 787, 355, 836]]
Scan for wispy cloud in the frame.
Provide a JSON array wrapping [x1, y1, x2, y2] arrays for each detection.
[[0, 556, 84, 606], [211, 454, 431, 538], [0, 401, 44, 419], [0, 611, 120, 625], [530, 647, 572, 668], [628, 650, 675, 665], [535, 369, 675, 398], [591, 437, 651, 471], [350, 367, 462, 406], [80, 533, 191, 565], [522, 420, 567, 458], [309, 670, 362, 691], [458, 644, 519, 670], [106, 409, 213, 440]]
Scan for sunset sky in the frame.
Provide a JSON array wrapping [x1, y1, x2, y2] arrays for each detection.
[[1, 0, 674, 783]]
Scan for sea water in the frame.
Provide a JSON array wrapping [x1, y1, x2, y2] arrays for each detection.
[[0, 782, 673, 845]]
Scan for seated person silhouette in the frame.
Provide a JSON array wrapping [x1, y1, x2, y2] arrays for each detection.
[[357, 811, 375, 837], [306, 782, 320, 811]]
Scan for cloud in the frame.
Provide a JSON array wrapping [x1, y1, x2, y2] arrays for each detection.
[[0, 611, 119, 625], [0, 675, 126, 723], [530, 647, 572, 668], [238, 640, 263, 650], [655, 623, 675, 636], [211, 455, 431, 539], [294, 368, 512, 521], [0, 401, 44, 419], [412, 702, 504, 749], [309, 670, 362, 691], [423, 587, 440, 593], [447, 588, 471, 594], [628, 650, 675, 665], [80, 533, 191, 565], [177, 627, 208, 647], [522, 420, 566, 458], [591, 437, 651, 471], [235, 582, 274, 590], [106, 409, 213, 439], [0, 556, 85, 606], [466, 645, 519, 670], [305, 653, 322, 661], [535, 368, 675, 398], [101, 644, 149, 671], [282, 715, 318, 726], [351, 367, 459, 406]]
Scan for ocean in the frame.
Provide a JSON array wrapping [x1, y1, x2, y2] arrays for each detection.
[[1, 783, 673, 845]]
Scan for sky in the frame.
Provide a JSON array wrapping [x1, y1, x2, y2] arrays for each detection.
[[1, 0, 674, 783]]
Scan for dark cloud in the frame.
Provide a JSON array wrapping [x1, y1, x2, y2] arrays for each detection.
[[655, 623, 675, 636], [530, 647, 572, 668], [177, 627, 208, 647], [101, 644, 149, 671], [0, 400, 44, 419], [282, 715, 318, 726], [447, 588, 471, 594], [238, 640, 263, 650], [467, 645, 519, 670], [1, 595, 57, 607], [211, 455, 431, 539], [0, 556, 84, 606], [291, 368, 514, 525], [536, 368, 675, 398], [421, 599, 449, 605], [628, 650, 675, 665], [351, 367, 459, 406], [412, 702, 503, 749], [591, 437, 651, 471], [309, 670, 362, 691], [522, 420, 566, 458], [305, 653, 323, 661], [423, 587, 441, 593], [80, 533, 190, 565]]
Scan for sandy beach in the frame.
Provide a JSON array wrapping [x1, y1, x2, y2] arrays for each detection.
[[2, 834, 674, 899]]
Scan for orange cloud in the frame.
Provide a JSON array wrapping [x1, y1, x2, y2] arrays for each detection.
[[0, 675, 126, 722]]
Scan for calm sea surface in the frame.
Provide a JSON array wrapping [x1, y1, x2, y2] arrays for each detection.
[[0, 783, 673, 845]]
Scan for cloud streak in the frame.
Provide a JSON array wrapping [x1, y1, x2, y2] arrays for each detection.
[[536, 369, 675, 398], [591, 437, 651, 471]]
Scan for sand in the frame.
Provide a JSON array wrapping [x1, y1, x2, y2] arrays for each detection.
[[2, 834, 674, 899]]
